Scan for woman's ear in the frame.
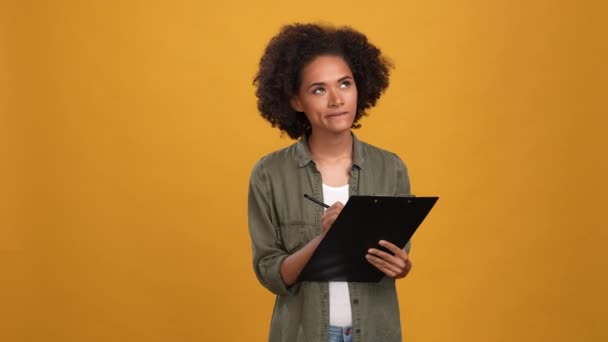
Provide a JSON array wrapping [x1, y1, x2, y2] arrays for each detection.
[[290, 96, 304, 112]]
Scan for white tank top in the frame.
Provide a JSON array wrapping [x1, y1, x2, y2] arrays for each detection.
[[322, 183, 352, 327]]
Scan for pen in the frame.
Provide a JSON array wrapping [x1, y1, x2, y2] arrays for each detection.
[[303, 194, 330, 208]]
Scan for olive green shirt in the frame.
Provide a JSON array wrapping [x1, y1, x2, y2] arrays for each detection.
[[248, 133, 411, 342]]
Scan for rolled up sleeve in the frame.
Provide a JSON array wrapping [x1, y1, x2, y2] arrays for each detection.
[[248, 161, 300, 296]]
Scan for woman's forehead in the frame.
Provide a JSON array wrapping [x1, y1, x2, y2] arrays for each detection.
[[300, 55, 353, 84]]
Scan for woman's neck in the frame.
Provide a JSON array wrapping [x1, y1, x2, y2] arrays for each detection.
[[307, 130, 353, 163]]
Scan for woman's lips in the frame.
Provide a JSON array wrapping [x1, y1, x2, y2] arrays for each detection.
[[326, 111, 349, 118]]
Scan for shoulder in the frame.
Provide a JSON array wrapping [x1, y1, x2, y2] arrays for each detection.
[[357, 139, 411, 194], [250, 142, 300, 180], [358, 139, 407, 169]]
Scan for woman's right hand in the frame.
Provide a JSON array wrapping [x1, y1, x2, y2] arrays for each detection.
[[321, 202, 344, 234]]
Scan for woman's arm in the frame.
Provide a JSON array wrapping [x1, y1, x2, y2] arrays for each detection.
[[279, 234, 324, 287], [279, 202, 344, 287], [249, 160, 345, 293]]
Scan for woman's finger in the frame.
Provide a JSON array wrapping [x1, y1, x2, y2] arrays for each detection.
[[326, 201, 344, 212], [378, 240, 407, 258], [322, 213, 339, 225], [368, 248, 406, 269], [321, 202, 344, 232], [366, 254, 401, 276], [367, 248, 396, 263]]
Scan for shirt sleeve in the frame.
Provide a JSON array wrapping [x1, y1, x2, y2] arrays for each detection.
[[247, 160, 300, 296]]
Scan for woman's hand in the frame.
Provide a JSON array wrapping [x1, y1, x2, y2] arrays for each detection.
[[279, 202, 345, 287], [320, 202, 344, 234], [366, 240, 412, 279]]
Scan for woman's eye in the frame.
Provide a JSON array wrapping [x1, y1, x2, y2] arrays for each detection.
[[340, 81, 352, 88], [312, 87, 325, 95]]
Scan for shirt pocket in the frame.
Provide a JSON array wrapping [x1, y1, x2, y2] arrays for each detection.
[[280, 222, 318, 253]]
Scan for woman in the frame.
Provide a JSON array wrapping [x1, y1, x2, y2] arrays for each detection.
[[249, 23, 412, 342]]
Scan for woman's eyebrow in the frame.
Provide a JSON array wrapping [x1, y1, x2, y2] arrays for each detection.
[[307, 76, 353, 90]]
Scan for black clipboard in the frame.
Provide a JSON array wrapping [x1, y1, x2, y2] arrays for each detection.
[[297, 195, 438, 283]]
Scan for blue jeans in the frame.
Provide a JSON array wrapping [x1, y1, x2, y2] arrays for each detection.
[[329, 325, 353, 342]]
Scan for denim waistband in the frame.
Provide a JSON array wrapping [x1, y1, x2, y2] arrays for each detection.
[[329, 325, 353, 342]]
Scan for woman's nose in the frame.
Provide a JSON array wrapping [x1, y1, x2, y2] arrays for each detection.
[[328, 89, 344, 107]]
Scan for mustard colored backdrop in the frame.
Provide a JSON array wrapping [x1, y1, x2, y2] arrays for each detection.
[[2, 0, 607, 341]]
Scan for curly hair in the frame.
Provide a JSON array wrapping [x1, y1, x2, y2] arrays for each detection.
[[253, 23, 394, 139]]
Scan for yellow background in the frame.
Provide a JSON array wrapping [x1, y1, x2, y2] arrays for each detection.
[[2, 0, 607, 341]]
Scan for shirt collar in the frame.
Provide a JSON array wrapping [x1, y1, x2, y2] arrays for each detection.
[[296, 131, 365, 170]]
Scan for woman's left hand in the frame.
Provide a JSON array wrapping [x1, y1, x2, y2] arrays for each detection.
[[366, 240, 412, 279]]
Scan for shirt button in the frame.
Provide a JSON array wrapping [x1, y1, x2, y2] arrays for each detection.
[[351, 185, 356, 190], [353, 299, 359, 305], [356, 329, 361, 334]]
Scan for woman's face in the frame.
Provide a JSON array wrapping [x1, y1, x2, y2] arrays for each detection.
[[291, 55, 358, 136]]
